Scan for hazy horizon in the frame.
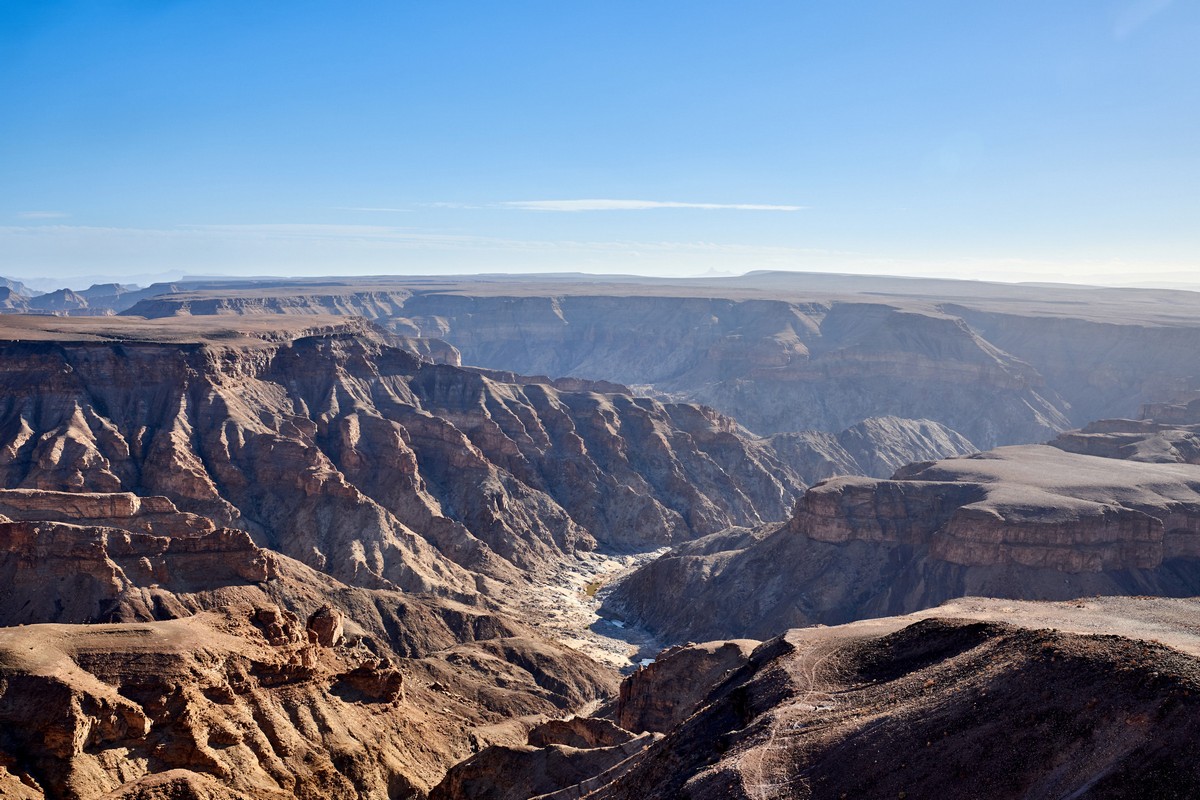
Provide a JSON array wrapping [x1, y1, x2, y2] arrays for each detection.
[[3, 2, 1197, 285]]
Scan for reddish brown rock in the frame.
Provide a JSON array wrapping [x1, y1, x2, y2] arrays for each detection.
[[306, 604, 345, 647], [616, 640, 758, 734], [0, 316, 800, 597], [0, 489, 214, 537], [0, 608, 614, 799], [526, 717, 634, 749]]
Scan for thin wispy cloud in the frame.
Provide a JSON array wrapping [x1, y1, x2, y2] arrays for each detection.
[[501, 199, 806, 212], [336, 207, 412, 213], [16, 211, 69, 219]]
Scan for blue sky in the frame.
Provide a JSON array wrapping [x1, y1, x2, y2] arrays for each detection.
[[2, 1, 1197, 286]]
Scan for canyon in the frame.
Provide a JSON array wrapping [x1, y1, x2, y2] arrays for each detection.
[[605, 411, 1200, 643], [10, 272, 1200, 449], [2, 274, 1200, 797]]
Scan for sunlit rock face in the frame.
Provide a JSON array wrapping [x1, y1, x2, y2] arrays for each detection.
[[0, 317, 803, 598]]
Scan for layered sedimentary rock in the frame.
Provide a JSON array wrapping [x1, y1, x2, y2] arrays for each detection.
[[13, 272, 1200, 449], [1052, 415, 1200, 464], [0, 521, 272, 624], [0, 287, 32, 312], [0, 489, 213, 536], [434, 598, 1200, 800], [133, 287, 1070, 448], [29, 289, 92, 315], [0, 605, 614, 799], [429, 727, 658, 800], [0, 315, 800, 599], [607, 430, 1200, 642], [0, 467, 626, 798]]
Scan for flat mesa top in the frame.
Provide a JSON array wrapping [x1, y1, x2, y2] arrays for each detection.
[[0, 314, 371, 345], [133, 271, 1200, 327]]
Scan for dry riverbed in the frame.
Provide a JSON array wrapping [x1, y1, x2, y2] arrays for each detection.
[[514, 548, 668, 671]]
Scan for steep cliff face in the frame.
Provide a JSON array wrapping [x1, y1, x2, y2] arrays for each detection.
[[0, 318, 800, 598], [125, 287, 1071, 447], [950, 306, 1200, 430], [0, 433, 628, 798], [1052, 416, 1200, 464], [0, 521, 273, 625], [606, 426, 1200, 642], [43, 273, 1200, 449]]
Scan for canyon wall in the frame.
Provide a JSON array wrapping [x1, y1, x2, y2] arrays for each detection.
[[0, 317, 802, 599], [606, 420, 1200, 642], [117, 275, 1200, 449]]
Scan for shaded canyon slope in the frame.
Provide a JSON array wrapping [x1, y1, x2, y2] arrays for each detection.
[[433, 597, 1200, 800], [0, 314, 803, 602], [118, 272, 1200, 448], [605, 414, 1200, 643]]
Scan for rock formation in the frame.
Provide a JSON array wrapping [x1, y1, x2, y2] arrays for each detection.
[[0, 312, 816, 797], [109, 273, 1200, 449], [433, 597, 1200, 800], [18, 272, 1200, 449], [766, 416, 976, 484], [615, 639, 758, 734], [0, 605, 615, 798], [606, 420, 1200, 642], [0, 287, 32, 313], [0, 315, 800, 597]]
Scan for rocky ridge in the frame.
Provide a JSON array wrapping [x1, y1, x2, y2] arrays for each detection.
[[606, 416, 1200, 642], [0, 439, 626, 797], [766, 416, 976, 483], [433, 597, 1200, 800], [0, 313, 823, 797], [0, 605, 614, 799], [0, 315, 801, 599]]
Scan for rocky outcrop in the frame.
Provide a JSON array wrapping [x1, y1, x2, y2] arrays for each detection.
[[606, 434, 1200, 642], [1051, 417, 1200, 464], [0, 608, 615, 799], [306, 604, 345, 647], [0, 521, 279, 625], [616, 640, 758, 733], [29, 289, 91, 315], [0, 489, 213, 536], [0, 316, 800, 597], [353, 293, 1074, 448], [429, 732, 659, 800], [584, 614, 1200, 800], [526, 717, 634, 750], [0, 287, 31, 313], [12, 272, 1200, 448]]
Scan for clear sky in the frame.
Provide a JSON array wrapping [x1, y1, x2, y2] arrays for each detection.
[[2, 1, 1198, 286]]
